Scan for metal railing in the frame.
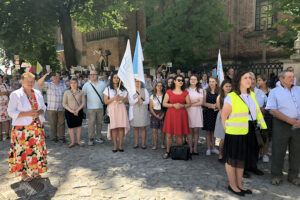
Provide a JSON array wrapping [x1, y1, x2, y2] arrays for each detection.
[[86, 29, 127, 42]]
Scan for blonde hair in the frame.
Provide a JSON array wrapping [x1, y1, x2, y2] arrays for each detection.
[[21, 72, 35, 80]]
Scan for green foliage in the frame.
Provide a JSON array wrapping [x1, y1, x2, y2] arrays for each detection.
[[71, 0, 137, 32], [143, 0, 232, 66], [0, 0, 59, 68], [268, 0, 300, 53], [0, 0, 137, 69]]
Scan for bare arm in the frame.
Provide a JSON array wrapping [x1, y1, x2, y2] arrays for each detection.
[[184, 94, 191, 108], [163, 93, 173, 108], [221, 103, 232, 131], [269, 109, 297, 125], [216, 96, 221, 110], [37, 72, 50, 88]]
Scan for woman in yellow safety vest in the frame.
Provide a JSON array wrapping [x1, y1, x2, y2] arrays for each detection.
[[221, 70, 267, 197]]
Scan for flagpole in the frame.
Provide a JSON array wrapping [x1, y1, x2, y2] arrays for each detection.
[[117, 80, 122, 94]]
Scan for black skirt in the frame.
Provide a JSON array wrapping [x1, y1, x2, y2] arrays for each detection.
[[223, 121, 255, 168], [65, 110, 83, 128]]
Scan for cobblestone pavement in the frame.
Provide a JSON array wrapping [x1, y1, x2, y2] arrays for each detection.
[[0, 117, 300, 200]]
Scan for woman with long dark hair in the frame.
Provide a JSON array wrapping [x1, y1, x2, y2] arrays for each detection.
[[214, 80, 232, 161], [186, 75, 204, 155], [221, 70, 267, 196], [104, 73, 129, 152], [149, 81, 166, 150], [162, 75, 191, 159], [203, 77, 220, 156]]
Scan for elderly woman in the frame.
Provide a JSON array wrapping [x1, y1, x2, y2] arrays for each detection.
[[8, 72, 47, 182], [0, 75, 11, 141], [63, 78, 86, 148]]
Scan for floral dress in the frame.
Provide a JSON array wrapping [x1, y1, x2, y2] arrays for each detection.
[[9, 90, 47, 176], [0, 84, 11, 122]]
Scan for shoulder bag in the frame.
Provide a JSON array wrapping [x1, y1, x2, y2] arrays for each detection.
[[70, 90, 86, 119], [90, 83, 110, 123], [238, 95, 265, 147]]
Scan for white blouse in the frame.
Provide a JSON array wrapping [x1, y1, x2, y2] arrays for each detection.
[[150, 94, 163, 110], [7, 87, 47, 126]]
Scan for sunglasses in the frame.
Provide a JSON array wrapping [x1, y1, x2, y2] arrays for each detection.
[[176, 79, 183, 82]]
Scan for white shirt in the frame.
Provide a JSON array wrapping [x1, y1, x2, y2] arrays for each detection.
[[150, 94, 163, 110], [103, 87, 128, 99], [254, 87, 267, 108], [224, 94, 257, 120], [7, 88, 47, 126], [266, 85, 300, 119]]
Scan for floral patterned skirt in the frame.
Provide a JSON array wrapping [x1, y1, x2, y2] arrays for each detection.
[[9, 120, 47, 176]]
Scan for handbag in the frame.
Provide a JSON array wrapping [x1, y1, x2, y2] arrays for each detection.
[[238, 95, 264, 147], [170, 146, 192, 161], [90, 83, 110, 124], [70, 90, 86, 119]]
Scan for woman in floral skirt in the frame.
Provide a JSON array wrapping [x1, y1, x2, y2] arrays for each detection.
[[7, 72, 47, 182]]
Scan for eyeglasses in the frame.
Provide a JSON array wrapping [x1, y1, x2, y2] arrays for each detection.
[[176, 79, 183, 82], [90, 74, 98, 76]]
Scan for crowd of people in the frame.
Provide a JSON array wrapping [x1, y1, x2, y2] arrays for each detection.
[[1, 66, 300, 196]]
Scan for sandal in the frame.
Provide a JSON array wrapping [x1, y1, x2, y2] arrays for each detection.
[[152, 146, 157, 150], [77, 142, 85, 147], [163, 152, 170, 159], [141, 146, 147, 150], [271, 177, 283, 185], [22, 175, 33, 182], [69, 143, 75, 148], [133, 145, 139, 149], [288, 177, 300, 186]]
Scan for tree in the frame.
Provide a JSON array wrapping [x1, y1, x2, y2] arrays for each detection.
[[143, 0, 232, 66], [268, 0, 300, 53], [0, 0, 136, 70]]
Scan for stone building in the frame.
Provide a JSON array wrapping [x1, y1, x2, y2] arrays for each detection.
[[57, 0, 291, 71]]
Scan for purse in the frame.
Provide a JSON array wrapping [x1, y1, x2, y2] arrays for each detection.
[[238, 95, 264, 148], [90, 83, 110, 124], [70, 90, 86, 119], [170, 146, 192, 161]]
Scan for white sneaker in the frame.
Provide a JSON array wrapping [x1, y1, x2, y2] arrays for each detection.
[[95, 138, 104, 144], [206, 149, 211, 156], [161, 144, 166, 149], [88, 139, 94, 146], [212, 148, 219, 155], [263, 155, 269, 163]]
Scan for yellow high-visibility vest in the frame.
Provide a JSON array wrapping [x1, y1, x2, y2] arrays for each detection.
[[225, 91, 267, 135]]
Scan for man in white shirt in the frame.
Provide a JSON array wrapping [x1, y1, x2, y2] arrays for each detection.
[[266, 70, 300, 186], [82, 71, 106, 146], [276, 66, 297, 87]]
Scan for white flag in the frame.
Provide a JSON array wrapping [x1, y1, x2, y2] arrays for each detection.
[[117, 40, 136, 97], [132, 31, 145, 83], [217, 49, 224, 84]]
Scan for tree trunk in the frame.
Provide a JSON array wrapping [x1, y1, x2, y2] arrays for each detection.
[[58, 5, 77, 70]]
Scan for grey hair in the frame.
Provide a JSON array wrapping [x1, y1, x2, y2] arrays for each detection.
[[249, 72, 255, 77], [278, 70, 293, 79]]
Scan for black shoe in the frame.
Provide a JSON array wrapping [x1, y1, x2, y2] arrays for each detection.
[[52, 138, 58, 143], [141, 146, 147, 149], [243, 171, 251, 178], [192, 152, 199, 156], [60, 138, 66, 143], [227, 186, 245, 196], [118, 149, 124, 152], [133, 145, 139, 149], [238, 187, 252, 194], [218, 158, 225, 163], [250, 168, 264, 176], [112, 149, 118, 153]]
